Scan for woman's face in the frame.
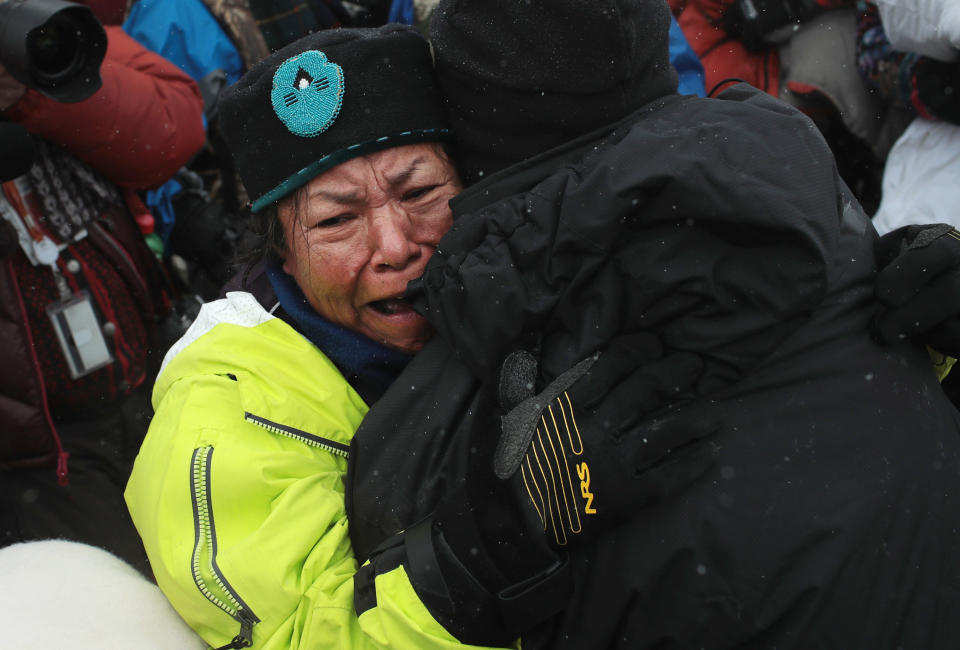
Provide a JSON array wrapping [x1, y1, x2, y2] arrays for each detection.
[[279, 143, 462, 354]]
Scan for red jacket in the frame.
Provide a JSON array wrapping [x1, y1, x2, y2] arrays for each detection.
[[669, 0, 781, 96], [4, 26, 204, 189], [0, 27, 204, 473]]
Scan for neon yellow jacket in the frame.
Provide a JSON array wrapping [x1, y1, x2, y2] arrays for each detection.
[[125, 292, 505, 650]]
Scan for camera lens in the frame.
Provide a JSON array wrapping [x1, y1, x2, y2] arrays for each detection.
[[0, 0, 107, 102], [26, 14, 82, 81]]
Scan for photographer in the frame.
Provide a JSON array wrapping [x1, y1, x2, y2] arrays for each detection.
[[0, 8, 204, 574]]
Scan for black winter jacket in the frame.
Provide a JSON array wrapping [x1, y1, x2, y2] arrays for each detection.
[[348, 86, 960, 649]]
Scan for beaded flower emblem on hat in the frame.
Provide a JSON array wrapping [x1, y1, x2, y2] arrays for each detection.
[[271, 50, 345, 137]]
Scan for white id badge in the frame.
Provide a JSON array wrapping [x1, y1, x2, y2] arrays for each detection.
[[46, 290, 113, 379]]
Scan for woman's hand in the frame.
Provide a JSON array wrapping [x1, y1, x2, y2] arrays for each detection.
[[0, 64, 27, 111]]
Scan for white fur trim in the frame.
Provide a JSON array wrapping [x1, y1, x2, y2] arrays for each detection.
[[0, 540, 206, 649]]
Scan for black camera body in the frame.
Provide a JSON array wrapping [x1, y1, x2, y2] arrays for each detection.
[[0, 0, 107, 103]]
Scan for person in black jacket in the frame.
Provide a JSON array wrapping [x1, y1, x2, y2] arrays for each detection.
[[347, 0, 960, 648]]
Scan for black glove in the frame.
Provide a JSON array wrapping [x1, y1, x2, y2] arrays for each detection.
[[383, 399, 572, 646], [873, 224, 960, 358], [374, 335, 719, 645], [495, 333, 721, 549], [914, 58, 960, 126]]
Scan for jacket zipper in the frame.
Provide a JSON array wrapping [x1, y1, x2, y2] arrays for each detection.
[[188, 417, 348, 646], [190, 446, 260, 648], [244, 412, 350, 458]]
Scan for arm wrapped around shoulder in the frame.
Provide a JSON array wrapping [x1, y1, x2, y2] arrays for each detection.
[[359, 336, 722, 646]]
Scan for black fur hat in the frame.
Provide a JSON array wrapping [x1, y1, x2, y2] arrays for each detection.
[[220, 24, 449, 212], [430, 0, 678, 184]]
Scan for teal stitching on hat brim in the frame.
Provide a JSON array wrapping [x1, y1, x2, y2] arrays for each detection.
[[250, 128, 451, 213]]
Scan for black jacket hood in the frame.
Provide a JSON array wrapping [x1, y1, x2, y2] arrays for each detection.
[[430, 0, 679, 184]]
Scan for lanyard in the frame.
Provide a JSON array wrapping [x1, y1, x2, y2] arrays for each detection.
[[1, 177, 60, 266], [1, 176, 72, 298], [2, 179, 45, 242], [2, 177, 113, 378]]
